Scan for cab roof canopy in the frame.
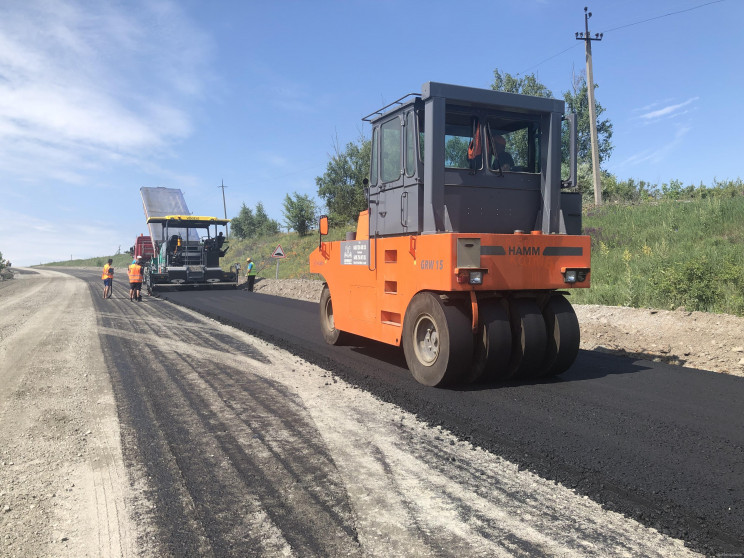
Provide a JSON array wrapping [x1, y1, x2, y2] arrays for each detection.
[[362, 81, 565, 124], [146, 215, 230, 227]]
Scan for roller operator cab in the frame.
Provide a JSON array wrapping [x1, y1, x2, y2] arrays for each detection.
[[310, 82, 591, 387]]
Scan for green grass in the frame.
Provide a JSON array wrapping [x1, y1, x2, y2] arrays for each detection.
[[572, 196, 744, 315]]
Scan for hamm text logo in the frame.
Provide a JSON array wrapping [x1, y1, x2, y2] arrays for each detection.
[[509, 246, 540, 256]]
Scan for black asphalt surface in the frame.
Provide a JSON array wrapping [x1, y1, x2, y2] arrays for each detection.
[[161, 285, 744, 556]]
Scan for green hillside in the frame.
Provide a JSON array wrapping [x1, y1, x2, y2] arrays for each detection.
[[215, 227, 346, 280], [571, 196, 744, 315]]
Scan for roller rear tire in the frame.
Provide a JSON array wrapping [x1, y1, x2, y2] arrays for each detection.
[[467, 299, 512, 383], [403, 292, 473, 387], [540, 295, 580, 377], [507, 298, 547, 379]]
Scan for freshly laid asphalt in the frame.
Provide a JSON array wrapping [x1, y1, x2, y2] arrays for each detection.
[[159, 286, 744, 556]]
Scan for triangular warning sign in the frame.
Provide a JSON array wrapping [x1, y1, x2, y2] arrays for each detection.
[[271, 244, 286, 258]]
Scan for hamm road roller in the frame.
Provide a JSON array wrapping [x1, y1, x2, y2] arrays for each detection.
[[310, 82, 590, 387]]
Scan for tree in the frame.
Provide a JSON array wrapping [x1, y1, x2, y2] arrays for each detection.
[[562, 71, 613, 169], [282, 193, 317, 236], [230, 201, 280, 239], [253, 202, 281, 236], [230, 203, 254, 239], [316, 136, 370, 226], [491, 69, 554, 98]]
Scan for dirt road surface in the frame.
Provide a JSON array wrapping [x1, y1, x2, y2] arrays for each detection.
[[0, 269, 137, 557], [2, 268, 739, 556]]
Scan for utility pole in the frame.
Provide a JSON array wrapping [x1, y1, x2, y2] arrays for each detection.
[[218, 179, 229, 238], [576, 6, 603, 206]]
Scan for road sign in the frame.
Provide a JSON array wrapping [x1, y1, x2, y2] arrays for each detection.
[[271, 244, 286, 259]]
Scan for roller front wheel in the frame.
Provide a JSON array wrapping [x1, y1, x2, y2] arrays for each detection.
[[319, 285, 347, 345]]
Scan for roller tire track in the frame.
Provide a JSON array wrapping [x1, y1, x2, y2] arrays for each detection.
[[87, 272, 360, 556]]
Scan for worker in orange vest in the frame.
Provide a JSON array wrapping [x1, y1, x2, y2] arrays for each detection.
[[101, 258, 114, 299], [128, 256, 144, 302]]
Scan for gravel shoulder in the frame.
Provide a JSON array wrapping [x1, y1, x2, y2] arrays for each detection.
[[252, 277, 744, 378], [0, 268, 137, 556]]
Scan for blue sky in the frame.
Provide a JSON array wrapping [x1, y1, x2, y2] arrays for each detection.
[[1, 0, 741, 266]]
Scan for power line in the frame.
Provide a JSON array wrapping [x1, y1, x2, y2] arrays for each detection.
[[602, 0, 725, 33], [517, 44, 580, 75], [516, 0, 725, 75]]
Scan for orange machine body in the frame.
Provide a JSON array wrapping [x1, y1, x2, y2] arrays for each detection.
[[310, 212, 590, 347]]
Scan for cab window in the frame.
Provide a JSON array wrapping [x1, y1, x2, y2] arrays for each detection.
[[405, 111, 416, 177], [486, 118, 541, 174], [444, 111, 476, 169], [381, 118, 401, 183], [370, 127, 379, 186]]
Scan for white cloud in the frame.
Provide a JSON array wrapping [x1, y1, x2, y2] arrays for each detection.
[[638, 97, 699, 121], [621, 125, 691, 167], [0, 0, 212, 184]]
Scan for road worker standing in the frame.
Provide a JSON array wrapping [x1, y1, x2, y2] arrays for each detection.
[[245, 257, 256, 292], [101, 258, 114, 299], [128, 256, 144, 302]]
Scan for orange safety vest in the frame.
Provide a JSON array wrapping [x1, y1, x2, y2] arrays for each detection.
[[102, 263, 113, 279], [467, 118, 481, 161], [128, 263, 143, 283]]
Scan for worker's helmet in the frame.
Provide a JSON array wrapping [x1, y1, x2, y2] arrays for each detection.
[[246, 257, 251, 262], [137, 256, 143, 261]]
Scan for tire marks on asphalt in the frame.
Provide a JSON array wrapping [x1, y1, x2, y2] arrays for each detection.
[[95, 283, 361, 556]]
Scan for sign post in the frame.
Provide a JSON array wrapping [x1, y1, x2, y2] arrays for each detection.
[[271, 244, 286, 279]]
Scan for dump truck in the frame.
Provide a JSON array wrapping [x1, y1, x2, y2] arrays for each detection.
[[138, 187, 238, 293], [309, 82, 591, 387], [131, 233, 155, 262]]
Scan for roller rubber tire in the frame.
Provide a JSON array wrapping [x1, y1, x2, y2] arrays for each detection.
[[466, 299, 512, 383], [319, 285, 347, 345], [507, 298, 547, 379], [540, 295, 580, 377], [403, 292, 473, 387]]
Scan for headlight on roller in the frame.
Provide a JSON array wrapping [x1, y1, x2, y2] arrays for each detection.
[[561, 267, 589, 284], [469, 271, 483, 285]]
